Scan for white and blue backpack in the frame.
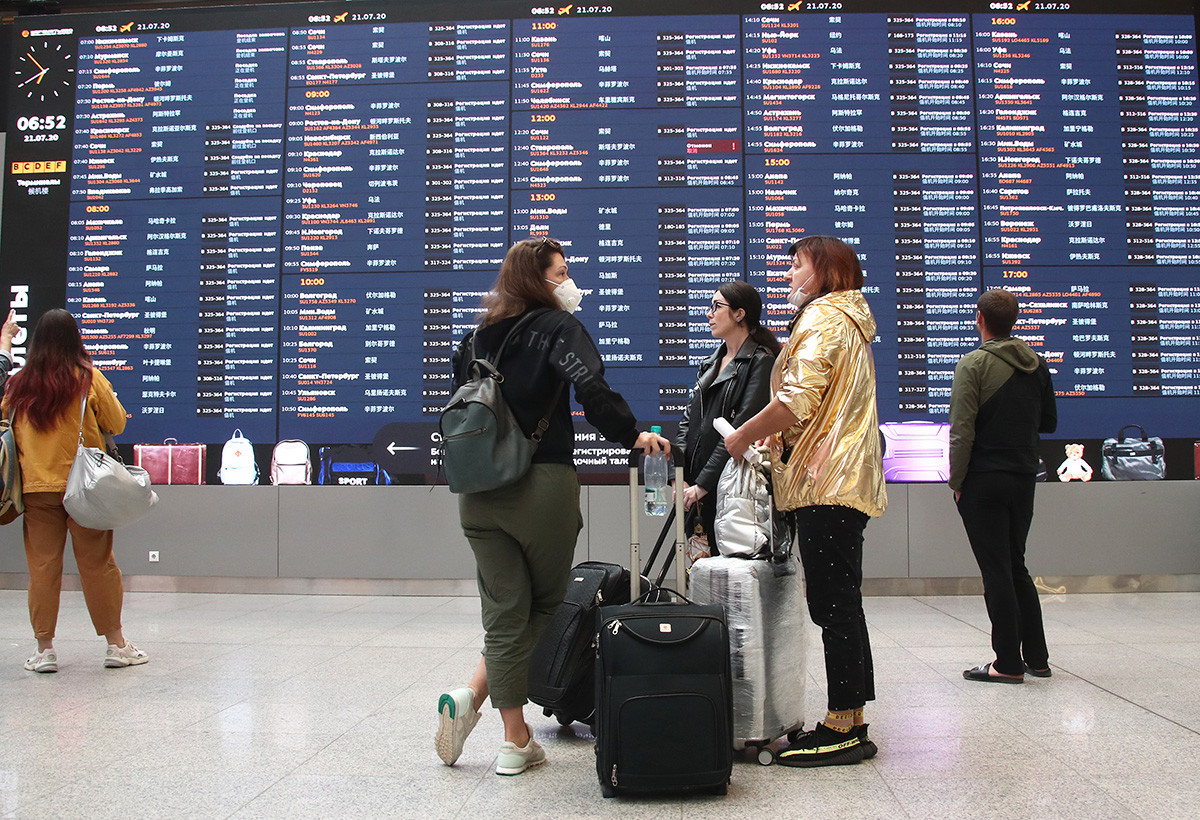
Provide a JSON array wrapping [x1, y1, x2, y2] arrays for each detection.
[[218, 429, 259, 485]]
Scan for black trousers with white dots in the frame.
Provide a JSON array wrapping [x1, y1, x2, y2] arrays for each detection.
[[790, 504, 875, 712]]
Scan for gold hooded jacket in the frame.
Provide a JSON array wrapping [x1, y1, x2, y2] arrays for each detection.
[[770, 289, 888, 517]]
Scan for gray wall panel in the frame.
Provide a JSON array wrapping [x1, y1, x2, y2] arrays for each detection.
[[0, 518, 23, 572], [586, 484, 645, 568], [864, 483, 910, 578], [1, 480, 1197, 586], [1029, 482, 1200, 575], [117, 487, 279, 577], [278, 486, 472, 579], [0, 486, 280, 577]]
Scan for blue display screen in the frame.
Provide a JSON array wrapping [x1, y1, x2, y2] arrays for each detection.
[[2, 0, 1198, 480]]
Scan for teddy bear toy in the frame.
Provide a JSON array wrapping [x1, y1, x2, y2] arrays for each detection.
[[1057, 443, 1092, 482]]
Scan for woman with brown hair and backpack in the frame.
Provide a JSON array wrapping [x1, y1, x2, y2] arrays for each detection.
[[3, 308, 147, 674], [435, 237, 668, 775]]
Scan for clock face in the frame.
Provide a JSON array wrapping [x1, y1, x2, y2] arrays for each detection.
[[14, 40, 75, 104]]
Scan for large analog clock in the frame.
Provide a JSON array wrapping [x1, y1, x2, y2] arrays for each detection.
[[14, 40, 75, 104]]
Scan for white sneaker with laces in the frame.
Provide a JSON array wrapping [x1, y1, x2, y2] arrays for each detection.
[[435, 687, 481, 766], [495, 733, 547, 776], [24, 648, 57, 673], [104, 640, 148, 668]]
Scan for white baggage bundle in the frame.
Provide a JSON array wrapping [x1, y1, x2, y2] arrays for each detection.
[[689, 554, 806, 761]]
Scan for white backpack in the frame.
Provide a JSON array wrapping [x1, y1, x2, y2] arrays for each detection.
[[218, 429, 259, 485], [270, 439, 311, 485]]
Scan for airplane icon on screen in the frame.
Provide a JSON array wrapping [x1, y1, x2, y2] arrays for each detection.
[[558, 4, 573, 14], [1016, 0, 1031, 8], [333, 12, 348, 23], [787, 1, 803, 10], [119, 21, 133, 32]]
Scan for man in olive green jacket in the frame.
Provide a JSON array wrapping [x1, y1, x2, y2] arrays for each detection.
[[950, 289, 1057, 684]]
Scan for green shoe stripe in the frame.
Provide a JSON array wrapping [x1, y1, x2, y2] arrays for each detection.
[[438, 693, 456, 719]]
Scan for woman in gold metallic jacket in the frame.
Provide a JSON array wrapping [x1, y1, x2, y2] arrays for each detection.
[[725, 235, 886, 768]]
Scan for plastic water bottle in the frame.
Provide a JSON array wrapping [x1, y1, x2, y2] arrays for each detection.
[[643, 426, 670, 516]]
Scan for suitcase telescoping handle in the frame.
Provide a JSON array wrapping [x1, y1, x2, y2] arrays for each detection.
[[627, 451, 686, 601]]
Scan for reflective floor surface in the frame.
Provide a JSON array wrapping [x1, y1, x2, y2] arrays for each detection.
[[1, 589, 1197, 819]]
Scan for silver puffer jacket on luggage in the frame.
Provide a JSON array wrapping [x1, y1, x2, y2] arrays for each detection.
[[714, 450, 789, 559]]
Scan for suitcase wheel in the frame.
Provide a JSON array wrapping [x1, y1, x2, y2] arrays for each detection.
[[714, 782, 728, 796], [556, 714, 573, 726], [600, 782, 616, 799], [756, 746, 775, 766]]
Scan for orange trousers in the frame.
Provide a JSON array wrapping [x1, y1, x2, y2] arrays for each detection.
[[22, 492, 123, 641]]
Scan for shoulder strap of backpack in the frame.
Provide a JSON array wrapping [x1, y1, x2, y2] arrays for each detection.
[[480, 308, 550, 364], [466, 308, 543, 379], [467, 308, 563, 446]]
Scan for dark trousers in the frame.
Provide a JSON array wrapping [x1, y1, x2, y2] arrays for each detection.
[[792, 505, 874, 712], [956, 471, 1049, 677]]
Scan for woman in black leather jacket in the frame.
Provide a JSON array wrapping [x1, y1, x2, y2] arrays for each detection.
[[676, 282, 781, 552]]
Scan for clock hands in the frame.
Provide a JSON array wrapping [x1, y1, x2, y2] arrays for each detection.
[[18, 53, 49, 87], [19, 68, 49, 87]]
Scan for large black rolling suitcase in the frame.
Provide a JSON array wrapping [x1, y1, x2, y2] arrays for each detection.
[[594, 456, 733, 797], [527, 560, 628, 726], [528, 510, 680, 727]]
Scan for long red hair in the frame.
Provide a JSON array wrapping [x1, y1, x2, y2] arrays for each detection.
[[5, 309, 93, 432]]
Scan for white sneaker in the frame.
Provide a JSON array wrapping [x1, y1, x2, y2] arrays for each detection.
[[435, 687, 481, 766], [495, 733, 547, 776], [104, 640, 148, 668], [24, 648, 57, 673]]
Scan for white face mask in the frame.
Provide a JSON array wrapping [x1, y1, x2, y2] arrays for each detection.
[[548, 278, 583, 312], [787, 273, 818, 307]]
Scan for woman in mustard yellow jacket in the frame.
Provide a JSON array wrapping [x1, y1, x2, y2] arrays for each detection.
[[2, 309, 147, 673], [725, 236, 886, 768]]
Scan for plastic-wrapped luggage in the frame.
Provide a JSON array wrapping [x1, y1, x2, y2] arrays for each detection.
[[689, 555, 806, 762]]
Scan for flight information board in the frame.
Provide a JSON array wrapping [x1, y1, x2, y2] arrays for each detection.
[[2, 0, 1198, 480]]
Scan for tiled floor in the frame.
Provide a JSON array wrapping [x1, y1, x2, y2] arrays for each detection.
[[1, 587, 1198, 819]]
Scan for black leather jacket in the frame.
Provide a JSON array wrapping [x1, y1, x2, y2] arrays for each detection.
[[675, 337, 775, 494], [452, 308, 639, 465]]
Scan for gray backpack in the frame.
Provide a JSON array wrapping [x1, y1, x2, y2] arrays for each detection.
[[439, 310, 561, 494]]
